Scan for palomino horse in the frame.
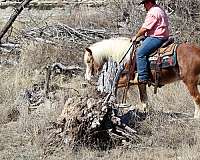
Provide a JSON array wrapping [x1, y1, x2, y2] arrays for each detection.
[[84, 37, 200, 118]]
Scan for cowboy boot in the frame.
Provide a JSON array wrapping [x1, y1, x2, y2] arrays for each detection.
[[138, 83, 149, 113], [129, 72, 139, 84]]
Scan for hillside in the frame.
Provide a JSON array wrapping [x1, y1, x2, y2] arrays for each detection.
[[0, 0, 200, 159]]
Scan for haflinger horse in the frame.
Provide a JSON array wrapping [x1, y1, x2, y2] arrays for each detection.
[[84, 37, 200, 118]]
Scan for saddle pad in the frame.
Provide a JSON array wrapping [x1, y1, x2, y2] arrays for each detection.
[[149, 52, 177, 69], [150, 43, 177, 57]]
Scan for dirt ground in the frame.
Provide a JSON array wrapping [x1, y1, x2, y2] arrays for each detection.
[[0, 1, 200, 160]]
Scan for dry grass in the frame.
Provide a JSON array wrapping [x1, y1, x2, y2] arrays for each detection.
[[0, 1, 200, 159]]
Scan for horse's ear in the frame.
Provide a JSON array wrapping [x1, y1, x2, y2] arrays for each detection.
[[85, 47, 92, 56]]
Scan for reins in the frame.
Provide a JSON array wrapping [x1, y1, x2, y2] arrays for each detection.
[[121, 42, 137, 103], [112, 41, 137, 103], [119, 42, 135, 65]]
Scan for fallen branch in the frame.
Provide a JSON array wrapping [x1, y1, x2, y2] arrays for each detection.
[[0, 0, 32, 42], [57, 24, 96, 40], [0, 43, 20, 48], [45, 63, 83, 96], [22, 24, 114, 43], [50, 63, 84, 74], [0, 1, 107, 9]]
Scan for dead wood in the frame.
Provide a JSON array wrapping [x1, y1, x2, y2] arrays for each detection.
[[0, 0, 32, 42], [20, 68, 196, 155], [21, 80, 195, 155], [43, 94, 146, 155], [22, 24, 113, 44], [0, 0, 107, 9], [24, 82, 45, 110], [60, 24, 96, 41], [45, 63, 83, 97], [0, 42, 21, 55]]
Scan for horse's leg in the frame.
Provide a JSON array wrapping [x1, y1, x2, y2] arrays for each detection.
[[176, 43, 200, 118], [183, 78, 200, 118], [137, 83, 149, 112]]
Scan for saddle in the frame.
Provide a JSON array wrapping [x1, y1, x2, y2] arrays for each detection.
[[149, 37, 178, 93], [131, 36, 178, 94], [149, 37, 178, 69]]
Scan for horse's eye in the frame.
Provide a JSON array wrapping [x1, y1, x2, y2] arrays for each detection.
[[87, 60, 90, 63]]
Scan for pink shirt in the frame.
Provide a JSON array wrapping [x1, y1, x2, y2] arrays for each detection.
[[142, 5, 169, 38]]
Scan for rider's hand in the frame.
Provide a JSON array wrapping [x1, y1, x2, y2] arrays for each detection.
[[131, 36, 137, 42]]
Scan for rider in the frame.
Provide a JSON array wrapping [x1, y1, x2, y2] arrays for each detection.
[[132, 0, 170, 84]]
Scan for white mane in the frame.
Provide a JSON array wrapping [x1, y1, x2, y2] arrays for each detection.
[[88, 37, 132, 65]]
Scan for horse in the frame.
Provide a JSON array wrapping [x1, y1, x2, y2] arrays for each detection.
[[84, 37, 200, 118], [84, 37, 133, 81]]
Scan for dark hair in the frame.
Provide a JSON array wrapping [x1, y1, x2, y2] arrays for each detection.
[[150, 0, 156, 4], [140, 0, 156, 5]]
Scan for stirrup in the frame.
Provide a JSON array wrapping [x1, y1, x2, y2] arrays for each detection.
[[129, 73, 151, 86]]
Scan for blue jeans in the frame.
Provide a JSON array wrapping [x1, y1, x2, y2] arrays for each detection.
[[136, 36, 167, 81]]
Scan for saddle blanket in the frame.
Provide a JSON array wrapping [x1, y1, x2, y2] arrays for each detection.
[[149, 51, 177, 69]]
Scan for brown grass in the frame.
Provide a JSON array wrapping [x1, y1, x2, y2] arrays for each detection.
[[0, 1, 200, 159]]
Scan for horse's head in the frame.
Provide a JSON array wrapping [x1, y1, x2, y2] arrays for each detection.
[[84, 47, 102, 81], [84, 37, 132, 81]]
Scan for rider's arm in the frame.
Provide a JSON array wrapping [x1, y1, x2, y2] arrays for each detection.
[[132, 27, 148, 42], [135, 27, 148, 38]]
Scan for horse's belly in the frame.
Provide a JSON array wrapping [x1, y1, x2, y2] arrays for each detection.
[[151, 68, 180, 85]]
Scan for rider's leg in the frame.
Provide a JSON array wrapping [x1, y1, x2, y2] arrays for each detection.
[[136, 36, 167, 82]]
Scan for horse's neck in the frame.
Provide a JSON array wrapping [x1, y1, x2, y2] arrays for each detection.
[[92, 38, 132, 64], [93, 48, 109, 65]]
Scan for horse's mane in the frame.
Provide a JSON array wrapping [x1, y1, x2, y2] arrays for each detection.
[[88, 37, 132, 65]]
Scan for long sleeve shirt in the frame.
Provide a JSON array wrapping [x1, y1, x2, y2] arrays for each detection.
[[142, 5, 169, 38]]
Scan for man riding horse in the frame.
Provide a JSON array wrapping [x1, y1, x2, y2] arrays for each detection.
[[132, 0, 170, 85], [84, 0, 200, 118]]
